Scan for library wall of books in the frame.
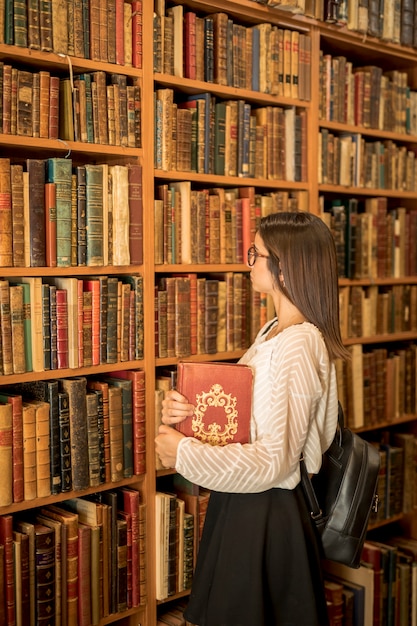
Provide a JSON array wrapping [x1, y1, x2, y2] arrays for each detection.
[[1, 0, 417, 624]]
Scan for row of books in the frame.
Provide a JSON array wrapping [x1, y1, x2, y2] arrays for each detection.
[[319, 57, 416, 136], [155, 480, 210, 602], [0, 274, 144, 376], [323, 198, 417, 279], [337, 343, 417, 430], [0, 65, 59, 138], [60, 72, 142, 147], [155, 89, 307, 181], [155, 273, 267, 359], [1, 0, 143, 67], [0, 158, 143, 269], [0, 372, 146, 504], [155, 183, 308, 266], [157, 600, 191, 626], [0, 64, 142, 147], [319, 130, 417, 192], [339, 284, 417, 340], [325, 532, 417, 626], [153, 3, 311, 100], [0, 489, 146, 626]]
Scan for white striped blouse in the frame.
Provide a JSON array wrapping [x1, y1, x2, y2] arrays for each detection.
[[175, 320, 339, 493]]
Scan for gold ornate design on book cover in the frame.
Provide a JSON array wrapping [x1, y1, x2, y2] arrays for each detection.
[[176, 361, 253, 445]]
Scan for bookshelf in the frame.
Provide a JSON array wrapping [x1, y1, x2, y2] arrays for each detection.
[[1, 0, 417, 625]]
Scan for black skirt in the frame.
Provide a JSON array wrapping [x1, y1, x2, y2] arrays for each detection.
[[184, 485, 330, 626]]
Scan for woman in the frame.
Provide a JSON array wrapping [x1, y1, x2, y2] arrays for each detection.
[[155, 211, 350, 626]]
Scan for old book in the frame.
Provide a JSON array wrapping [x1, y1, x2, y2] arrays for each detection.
[[110, 164, 130, 265], [105, 383, 123, 482], [47, 158, 72, 268], [29, 399, 50, 499], [127, 163, 143, 265], [0, 391, 24, 503], [120, 487, 141, 607], [21, 402, 37, 501], [0, 402, 13, 505], [60, 377, 89, 491], [10, 163, 25, 268], [0, 158, 13, 267], [86, 392, 100, 487], [5, 285, 23, 374], [77, 523, 92, 626], [85, 163, 104, 266], [40, 505, 78, 626], [116, 516, 128, 611], [0, 279, 12, 376], [88, 379, 111, 483], [55, 288, 69, 369], [47, 74, 59, 138], [33, 523, 56, 626], [109, 369, 145, 476], [176, 361, 253, 445], [26, 158, 46, 267], [0, 514, 15, 624], [63, 496, 104, 622], [13, 529, 30, 626], [103, 377, 133, 478]]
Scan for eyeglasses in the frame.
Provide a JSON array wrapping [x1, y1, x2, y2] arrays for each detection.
[[247, 245, 269, 267]]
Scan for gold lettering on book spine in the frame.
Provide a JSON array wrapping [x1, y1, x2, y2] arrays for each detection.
[[192, 383, 238, 445]]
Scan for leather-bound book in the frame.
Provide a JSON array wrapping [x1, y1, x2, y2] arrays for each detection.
[[34, 523, 56, 626], [10, 284, 26, 374], [0, 280, 13, 377], [0, 391, 24, 502], [88, 380, 110, 483], [13, 530, 30, 625], [40, 505, 78, 626], [55, 288, 69, 370], [120, 487, 141, 606], [0, 402, 12, 505], [21, 401, 37, 500], [40, 0, 53, 52], [86, 391, 100, 487], [103, 376, 133, 478], [26, 159, 46, 267], [106, 384, 124, 482], [16, 70, 33, 136], [45, 182, 57, 267], [131, 0, 142, 69], [47, 158, 73, 268], [127, 163, 143, 265], [0, 514, 15, 624], [0, 158, 13, 267], [109, 369, 146, 476], [10, 163, 25, 268], [116, 517, 128, 611], [60, 377, 89, 491], [48, 75, 59, 138], [57, 390, 72, 492], [176, 361, 253, 445], [77, 523, 92, 626]]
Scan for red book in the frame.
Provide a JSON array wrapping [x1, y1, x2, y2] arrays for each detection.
[[45, 182, 57, 267], [176, 361, 253, 445], [56, 289, 69, 369], [115, 0, 125, 65], [83, 279, 100, 366], [131, 1, 142, 69], [127, 163, 143, 265], [120, 487, 141, 607], [0, 392, 24, 503], [184, 11, 197, 80], [0, 514, 15, 625], [109, 369, 145, 475]]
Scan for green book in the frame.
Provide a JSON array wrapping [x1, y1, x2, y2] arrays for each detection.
[[47, 158, 73, 268]]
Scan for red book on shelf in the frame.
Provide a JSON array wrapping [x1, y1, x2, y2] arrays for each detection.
[[131, 1, 142, 69], [109, 369, 146, 475], [176, 361, 253, 445], [55, 288, 69, 369], [0, 515, 15, 625]]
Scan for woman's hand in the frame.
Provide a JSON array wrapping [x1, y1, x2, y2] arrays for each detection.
[[155, 425, 186, 469], [161, 389, 194, 425], [155, 390, 195, 469]]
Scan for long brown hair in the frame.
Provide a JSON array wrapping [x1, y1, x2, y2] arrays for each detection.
[[258, 211, 350, 362]]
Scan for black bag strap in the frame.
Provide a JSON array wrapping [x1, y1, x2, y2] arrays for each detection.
[[300, 402, 344, 520]]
